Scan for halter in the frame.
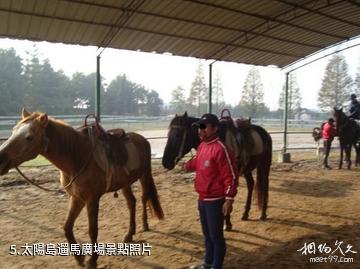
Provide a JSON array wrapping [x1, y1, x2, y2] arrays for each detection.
[[170, 124, 188, 164]]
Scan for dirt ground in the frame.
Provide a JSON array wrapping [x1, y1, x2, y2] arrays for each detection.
[[0, 158, 359, 269]]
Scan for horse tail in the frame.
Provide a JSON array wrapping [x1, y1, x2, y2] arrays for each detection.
[[254, 126, 272, 210], [141, 139, 164, 220]]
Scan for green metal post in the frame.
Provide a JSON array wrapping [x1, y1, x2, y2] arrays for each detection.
[[208, 63, 213, 114], [283, 72, 289, 153], [96, 55, 101, 121]]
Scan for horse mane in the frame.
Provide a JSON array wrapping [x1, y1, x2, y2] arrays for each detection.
[[169, 113, 198, 128], [42, 116, 89, 167]]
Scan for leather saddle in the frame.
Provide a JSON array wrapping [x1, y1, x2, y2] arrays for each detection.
[[78, 114, 129, 166]]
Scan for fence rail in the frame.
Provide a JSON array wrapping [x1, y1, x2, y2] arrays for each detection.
[[0, 116, 326, 159]]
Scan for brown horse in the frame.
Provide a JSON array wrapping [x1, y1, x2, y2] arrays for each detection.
[[162, 112, 272, 230], [332, 107, 360, 169], [0, 109, 164, 269]]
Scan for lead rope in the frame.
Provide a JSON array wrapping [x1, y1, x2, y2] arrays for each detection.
[[15, 151, 93, 194], [15, 167, 61, 193]]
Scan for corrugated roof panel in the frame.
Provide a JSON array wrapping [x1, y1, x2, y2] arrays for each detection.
[[0, 0, 360, 67]]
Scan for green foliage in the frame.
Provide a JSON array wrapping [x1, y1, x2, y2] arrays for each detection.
[[0, 48, 26, 115], [0, 48, 164, 116], [240, 67, 269, 118], [169, 86, 187, 113], [187, 61, 208, 116], [317, 54, 353, 111], [278, 73, 302, 119]]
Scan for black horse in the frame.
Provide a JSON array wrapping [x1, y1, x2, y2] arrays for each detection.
[[162, 112, 272, 230], [332, 107, 360, 169]]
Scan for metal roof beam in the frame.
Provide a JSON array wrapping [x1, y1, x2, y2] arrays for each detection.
[[60, 0, 322, 49], [186, 0, 349, 40], [0, 7, 301, 58], [275, 0, 360, 28]]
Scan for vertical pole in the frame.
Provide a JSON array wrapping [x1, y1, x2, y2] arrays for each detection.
[[208, 63, 213, 114], [283, 72, 289, 153], [96, 55, 101, 121]]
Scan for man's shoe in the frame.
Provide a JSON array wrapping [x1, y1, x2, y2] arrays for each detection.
[[189, 264, 212, 269]]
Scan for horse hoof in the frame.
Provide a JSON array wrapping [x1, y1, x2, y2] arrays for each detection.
[[223, 225, 232, 231], [85, 260, 97, 269], [123, 234, 133, 242], [75, 255, 85, 267], [143, 223, 149, 231], [260, 215, 267, 221]]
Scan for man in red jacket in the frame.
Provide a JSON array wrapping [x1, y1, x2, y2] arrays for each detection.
[[322, 118, 336, 169], [183, 113, 239, 269]]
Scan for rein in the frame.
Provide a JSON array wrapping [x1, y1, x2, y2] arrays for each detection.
[[15, 152, 93, 193], [15, 167, 61, 192], [170, 124, 188, 164]]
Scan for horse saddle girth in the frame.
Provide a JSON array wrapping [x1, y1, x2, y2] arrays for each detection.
[[105, 128, 129, 166], [224, 127, 263, 172]]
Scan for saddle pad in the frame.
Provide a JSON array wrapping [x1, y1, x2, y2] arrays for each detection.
[[250, 129, 263, 155], [123, 141, 140, 173]]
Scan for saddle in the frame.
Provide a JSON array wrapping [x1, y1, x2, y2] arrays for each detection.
[[79, 114, 129, 167], [219, 109, 255, 173]]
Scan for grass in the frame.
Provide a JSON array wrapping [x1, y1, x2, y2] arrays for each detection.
[[21, 155, 51, 166]]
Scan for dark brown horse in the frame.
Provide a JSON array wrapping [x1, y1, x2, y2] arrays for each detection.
[[162, 112, 272, 230], [332, 107, 360, 169], [0, 109, 164, 269]]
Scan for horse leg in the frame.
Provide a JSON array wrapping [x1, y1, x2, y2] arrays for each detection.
[[339, 144, 344, 169], [346, 144, 352, 169], [122, 186, 136, 242], [85, 196, 100, 269], [242, 171, 254, 221], [139, 176, 150, 232], [224, 214, 232, 231], [64, 196, 85, 267]]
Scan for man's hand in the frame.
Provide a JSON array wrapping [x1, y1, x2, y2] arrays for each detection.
[[223, 199, 233, 216], [177, 161, 186, 170]]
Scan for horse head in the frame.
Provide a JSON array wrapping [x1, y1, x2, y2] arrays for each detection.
[[162, 112, 199, 170], [312, 127, 322, 142], [0, 108, 49, 175]]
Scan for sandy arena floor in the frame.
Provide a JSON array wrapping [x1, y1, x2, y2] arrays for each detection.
[[0, 158, 359, 269]]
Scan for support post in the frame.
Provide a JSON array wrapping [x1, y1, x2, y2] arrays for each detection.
[[279, 72, 291, 163], [208, 63, 213, 114], [96, 55, 101, 121]]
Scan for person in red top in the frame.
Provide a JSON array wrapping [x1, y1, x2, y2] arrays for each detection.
[[322, 118, 336, 169], [182, 113, 239, 269]]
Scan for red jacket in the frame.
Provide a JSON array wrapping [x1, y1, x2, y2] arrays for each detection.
[[322, 122, 336, 141], [184, 137, 238, 201]]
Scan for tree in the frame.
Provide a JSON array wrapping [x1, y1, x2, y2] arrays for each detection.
[[170, 86, 187, 113], [317, 54, 353, 111], [70, 72, 103, 114], [103, 74, 163, 115], [0, 48, 26, 115], [23, 49, 71, 114], [278, 73, 302, 119], [188, 61, 207, 116], [354, 64, 360, 97], [239, 67, 268, 117], [212, 72, 225, 115]]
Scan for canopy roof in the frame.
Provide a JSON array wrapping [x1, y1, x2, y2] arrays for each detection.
[[1, 0, 360, 68]]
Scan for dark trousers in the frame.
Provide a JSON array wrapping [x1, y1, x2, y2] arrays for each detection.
[[323, 139, 332, 166], [198, 199, 226, 269]]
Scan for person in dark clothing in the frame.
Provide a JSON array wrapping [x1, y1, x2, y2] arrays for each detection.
[[349, 94, 360, 120], [322, 118, 336, 169], [182, 113, 239, 269]]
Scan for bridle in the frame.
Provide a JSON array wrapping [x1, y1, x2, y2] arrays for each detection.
[[170, 124, 188, 164]]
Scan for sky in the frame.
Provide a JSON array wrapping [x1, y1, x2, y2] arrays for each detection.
[[0, 37, 359, 111]]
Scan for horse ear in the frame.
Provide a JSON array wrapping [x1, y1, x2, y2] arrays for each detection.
[[184, 111, 188, 118], [21, 108, 31, 119], [39, 113, 48, 127]]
